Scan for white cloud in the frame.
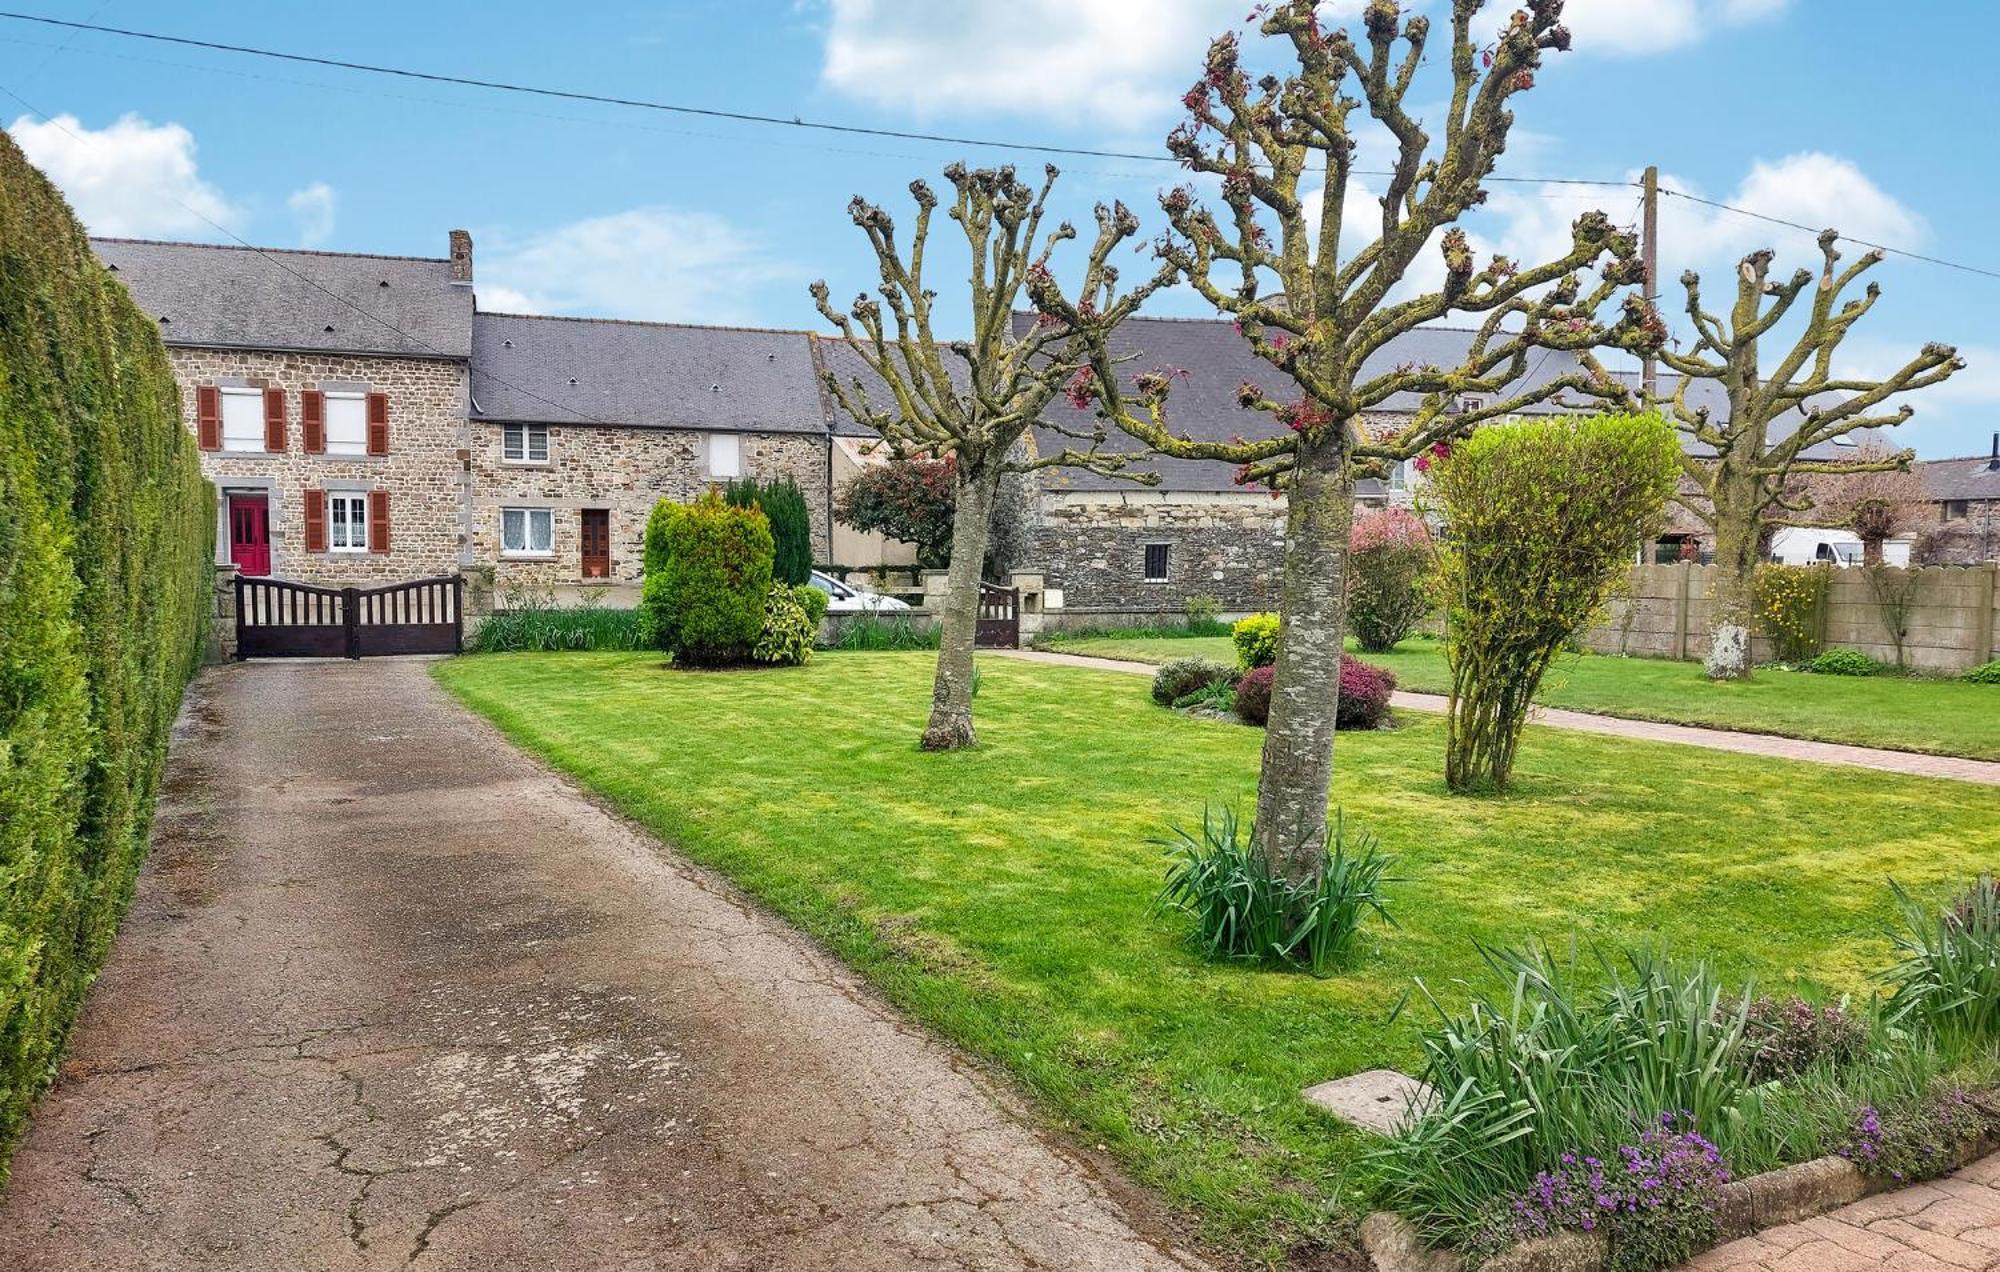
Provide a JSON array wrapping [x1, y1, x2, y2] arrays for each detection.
[[287, 181, 336, 248], [817, 0, 1237, 126], [1539, 0, 1790, 56], [478, 207, 799, 324], [8, 112, 238, 237]]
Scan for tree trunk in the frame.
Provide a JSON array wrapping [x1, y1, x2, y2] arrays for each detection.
[[1706, 512, 1760, 681], [920, 464, 1000, 751], [1861, 535, 1884, 566], [1251, 443, 1355, 885]]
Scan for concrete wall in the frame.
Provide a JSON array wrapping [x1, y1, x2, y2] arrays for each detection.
[[1585, 561, 2000, 671]]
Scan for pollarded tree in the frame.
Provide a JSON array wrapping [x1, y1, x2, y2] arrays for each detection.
[[812, 164, 1174, 751], [1036, 0, 1663, 881], [1657, 230, 1962, 680]]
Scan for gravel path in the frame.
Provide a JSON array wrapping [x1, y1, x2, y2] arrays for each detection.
[[0, 659, 1204, 1271], [996, 649, 2000, 786]]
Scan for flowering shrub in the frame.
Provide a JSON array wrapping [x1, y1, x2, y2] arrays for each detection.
[[1234, 656, 1394, 728], [1496, 1115, 1732, 1272], [1739, 996, 1867, 1083], [1838, 1088, 1992, 1183], [1348, 508, 1435, 653], [1151, 657, 1236, 707], [1232, 612, 1281, 669], [1752, 564, 1831, 664]]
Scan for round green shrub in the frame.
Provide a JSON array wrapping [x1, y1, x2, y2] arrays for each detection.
[[753, 584, 815, 666], [1965, 660, 2000, 685], [1804, 648, 1885, 677], [641, 490, 774, 666], [1152, 657, 1236, 707], [1231, 612, 1281, 669], [794, 582, 830, 628]]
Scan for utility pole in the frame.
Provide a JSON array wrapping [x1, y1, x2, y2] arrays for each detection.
[[1641, 164, 1660, 403]]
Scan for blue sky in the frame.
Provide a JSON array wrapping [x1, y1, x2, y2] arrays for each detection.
[[6, 0, 1996, 456]]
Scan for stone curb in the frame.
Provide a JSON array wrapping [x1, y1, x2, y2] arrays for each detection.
[[1361, 1131, 2000, 1272]]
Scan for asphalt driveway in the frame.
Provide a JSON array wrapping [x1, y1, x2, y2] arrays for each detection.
[[0, 659, 1200, 1270]]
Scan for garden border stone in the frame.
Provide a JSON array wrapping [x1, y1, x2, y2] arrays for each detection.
[[1360, 1120, 2000, 1272]]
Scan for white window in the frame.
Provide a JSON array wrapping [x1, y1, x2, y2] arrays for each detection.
[[501, 507, 554, 556], [325, 391, 367, 456], [707, 432, 741, 478], [328, 493, 369, 552], [503, 423, 550, 464], [220, 386, 265, 453], [1389, 459, 1409, 491]]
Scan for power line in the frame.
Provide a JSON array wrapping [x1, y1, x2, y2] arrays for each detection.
[[1655, 186, 2000, 282], [0, 9, 1626, 187], [7, 10, 1994, 283], [0, 80, 621, 430]]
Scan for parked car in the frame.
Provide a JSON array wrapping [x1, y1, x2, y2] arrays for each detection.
[[807, 570, 913, 614]]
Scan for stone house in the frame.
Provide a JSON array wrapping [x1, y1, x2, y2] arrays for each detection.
[[92, 232, 837, 601], [1918, 435, 2000, 564], [94, 234, 475, 587], [1021, 315, 1591, 625], [469, 313, 832, 594]]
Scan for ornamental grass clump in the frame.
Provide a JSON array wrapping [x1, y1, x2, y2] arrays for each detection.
[[1375, 945, 1753, 1251], [1883, 875, 2000, 1048], [1151, 657, 1237, 707], [1347, 507, 1435, 653], [1427, 415, 1680, 793], [1153, 806, 1394, 975]]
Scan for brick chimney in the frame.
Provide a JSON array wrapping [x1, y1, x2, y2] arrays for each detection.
[[448, 229, 473, 283]]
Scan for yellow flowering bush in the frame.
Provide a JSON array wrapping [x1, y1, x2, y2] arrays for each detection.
[[1752, 564, 1830, 664]]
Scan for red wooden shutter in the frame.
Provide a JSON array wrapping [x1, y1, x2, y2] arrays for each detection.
[[365, 392, 390, 455], [196, 385, 221, 450], [263, 387, 287, 452], [368, 490, 390, 554], [301, 390, 325, 453], [303, 489, 327, 552]]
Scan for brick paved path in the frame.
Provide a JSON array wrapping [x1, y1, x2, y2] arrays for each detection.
[[1684, 1153, 2000, 1271], [995, 650, 2000, 787]]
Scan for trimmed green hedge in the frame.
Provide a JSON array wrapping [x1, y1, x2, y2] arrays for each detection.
[[0, 131, 213, 1176]]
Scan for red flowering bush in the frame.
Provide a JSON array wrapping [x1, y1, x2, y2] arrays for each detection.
[[1348, 507, 1435, 653], [1235, 656, 1395, 729]]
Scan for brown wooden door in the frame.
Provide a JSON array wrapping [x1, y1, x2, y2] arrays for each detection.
[[580, 508, 611, 579]]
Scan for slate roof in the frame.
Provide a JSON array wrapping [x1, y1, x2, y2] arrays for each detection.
[[1920, 450, 2000, 503], [470, 313, 827, 434], [90, 238, 472, 359], [1017, 314, 1605, 493]]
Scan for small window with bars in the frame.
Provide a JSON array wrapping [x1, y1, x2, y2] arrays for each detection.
[[1143, 542, 1170, 583]]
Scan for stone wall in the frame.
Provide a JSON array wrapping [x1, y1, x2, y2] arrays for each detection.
[[1033, 490, 1287, 625], [169, 347, 469, 586], [1587, 561, 2000, 672], [470, 422, 829, 590]]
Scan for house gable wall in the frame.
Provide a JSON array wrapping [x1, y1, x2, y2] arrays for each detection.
[[169, 347, 469, 586]]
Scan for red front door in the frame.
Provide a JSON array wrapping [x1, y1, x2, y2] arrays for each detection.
[[229, 495, 270, 576], [581, 508, 611, 579]]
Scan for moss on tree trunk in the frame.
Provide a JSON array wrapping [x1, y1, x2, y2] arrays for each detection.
[[921, 464, 1000, 752], [1252, 443, 1354, 883]]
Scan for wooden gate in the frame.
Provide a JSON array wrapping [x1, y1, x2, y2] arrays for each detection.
[[974, 582, 1019, 649], [236, 575, 463, 659]]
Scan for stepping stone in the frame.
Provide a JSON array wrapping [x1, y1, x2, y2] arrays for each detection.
[[1302, 1069, 1434, 1135]]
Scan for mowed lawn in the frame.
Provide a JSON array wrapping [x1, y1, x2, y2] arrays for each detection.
[[1043, 633, 2000, 760], [437, 651, 2000, 1260]]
